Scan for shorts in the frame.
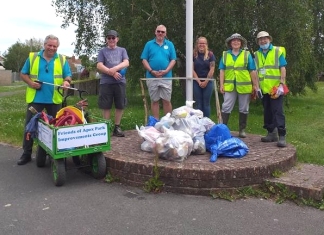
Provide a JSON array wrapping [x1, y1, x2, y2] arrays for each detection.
[[146, 79, 172, 102], [98, 83, 127, 109]]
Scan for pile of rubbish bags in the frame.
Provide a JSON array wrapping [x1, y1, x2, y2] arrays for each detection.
[[136, 101, 249, 162]]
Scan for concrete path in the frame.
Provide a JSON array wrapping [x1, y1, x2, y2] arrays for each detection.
[[1, 143, 324, 235]]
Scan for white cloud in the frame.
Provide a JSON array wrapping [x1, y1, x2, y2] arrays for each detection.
[[0, 0, 77, 57]]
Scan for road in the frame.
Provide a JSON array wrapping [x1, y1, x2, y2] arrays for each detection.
[[0, 143, 323, 235]]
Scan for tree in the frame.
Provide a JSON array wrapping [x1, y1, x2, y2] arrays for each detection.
[[79, 54, 97, 71], [25, 38, 44, 52], [312, 0, 324, 79], [52, 0, 321, 95], [3, 39, 43, 72], [3, 41, 29, 72]]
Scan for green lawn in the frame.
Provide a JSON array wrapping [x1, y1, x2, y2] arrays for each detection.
[[0, 82, 26, 92], [1, 81, 323, 165]]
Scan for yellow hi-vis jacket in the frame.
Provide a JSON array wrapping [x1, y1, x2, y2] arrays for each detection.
[[223, 50, 252, 94], [254, 46, 285, 94], [26, 52, 65, 104]]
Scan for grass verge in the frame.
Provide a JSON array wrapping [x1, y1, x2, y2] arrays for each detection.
[[1, 81, 324, 165]]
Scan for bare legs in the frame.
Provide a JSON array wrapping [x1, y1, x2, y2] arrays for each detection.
[[102, 109, 124, 125], [151, 100, 172, 120]]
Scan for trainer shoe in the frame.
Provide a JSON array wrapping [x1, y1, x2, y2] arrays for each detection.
[[113, 125, 125, 137]]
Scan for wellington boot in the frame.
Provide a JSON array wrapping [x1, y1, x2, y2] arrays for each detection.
[[261, 128, 278, 142], [238, 113, 247, 138], [239, 129, 246, 138], [277, 136, 287, 147], [221, 112, 230, 125]]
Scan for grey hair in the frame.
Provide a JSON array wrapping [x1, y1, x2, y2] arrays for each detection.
[[44, 34, 60, 46]]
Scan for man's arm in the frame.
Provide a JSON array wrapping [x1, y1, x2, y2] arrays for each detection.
[[280, 66, 286, 84], [249, 70, 259, 91], [142, 59, 153, 73], [21, 73, 41, 90], [164, 60, 176, 73], [97, 62, 115, 76], [219, 70, 225, 94], [109, 48, 130, 75], [20, 58, 41, 90], [62, 60, 72, 87], [110, 59, 129, 74]]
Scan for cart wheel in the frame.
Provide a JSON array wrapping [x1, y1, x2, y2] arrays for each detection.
[[51, 159, 66, 186], [36, 145, 47, 167], [89, 152, 106, 179]]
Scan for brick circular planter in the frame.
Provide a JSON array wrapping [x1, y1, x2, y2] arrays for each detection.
[[105, 130, 296, 196]]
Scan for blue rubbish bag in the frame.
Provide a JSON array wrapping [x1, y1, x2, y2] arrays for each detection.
[[204, 124, 232, 152], [147, 116, 159, 127], [209, 137, 249, 162]]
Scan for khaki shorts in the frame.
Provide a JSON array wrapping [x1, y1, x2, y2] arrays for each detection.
[[146, 79, 172, 102]]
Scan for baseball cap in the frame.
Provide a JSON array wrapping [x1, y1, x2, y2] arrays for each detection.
[[106, 30, 118, 37]]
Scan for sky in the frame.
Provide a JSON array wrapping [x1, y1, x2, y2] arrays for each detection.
[[1, 0, 77, 57]]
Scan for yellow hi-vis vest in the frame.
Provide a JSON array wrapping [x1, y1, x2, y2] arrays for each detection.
[[223, 50, 252, 94], [26, 52, 65, 104], [254, 46, 285, 94]]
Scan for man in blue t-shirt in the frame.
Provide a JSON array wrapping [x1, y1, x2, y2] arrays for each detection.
[[140, 25, 177, 120]]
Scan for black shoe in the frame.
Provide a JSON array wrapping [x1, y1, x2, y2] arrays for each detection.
[[113, 126, 125, 137], [17, 154, 32, 165]]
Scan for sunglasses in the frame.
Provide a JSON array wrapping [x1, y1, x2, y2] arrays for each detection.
[[156, 30, 165, 34], [45, 64, 49, 73], [107, 36, 116, 40]]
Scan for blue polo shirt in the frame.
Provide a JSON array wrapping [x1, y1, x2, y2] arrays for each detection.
[[140, 38, 177, 78], [218, 49, 256, 71], [21, 50, 72, 103], [257, 44, 287, 67]]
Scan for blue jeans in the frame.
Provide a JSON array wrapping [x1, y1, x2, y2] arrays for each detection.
[[193, 81, 214, 117]]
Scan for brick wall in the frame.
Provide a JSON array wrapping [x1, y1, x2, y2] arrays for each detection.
[[0, 70, 13, 85]]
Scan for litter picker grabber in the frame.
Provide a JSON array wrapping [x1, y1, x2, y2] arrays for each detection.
[[35, 80, 88, 107], [214, 77, 222, 124], [35, 80, 88, 97]]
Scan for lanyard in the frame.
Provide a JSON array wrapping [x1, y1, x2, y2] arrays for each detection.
[[260, 50, 270, 67]]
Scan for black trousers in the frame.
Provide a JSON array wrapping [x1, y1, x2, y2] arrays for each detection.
[[262, 94, 286, 136], [22, 103, 61, 155]]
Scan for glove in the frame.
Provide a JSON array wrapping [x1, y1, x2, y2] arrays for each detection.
[[257, 88, 263, 99], [276, 84, 284, 96]]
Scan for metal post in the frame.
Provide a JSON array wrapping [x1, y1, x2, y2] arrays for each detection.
[[186, 0, 193, 101]]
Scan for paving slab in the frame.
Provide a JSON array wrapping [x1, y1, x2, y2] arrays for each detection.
[[266, 163, 324, 200]]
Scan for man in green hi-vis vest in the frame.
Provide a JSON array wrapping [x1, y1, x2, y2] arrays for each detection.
[[254, 31, 287, 147], [18, 34, 72, 165]]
